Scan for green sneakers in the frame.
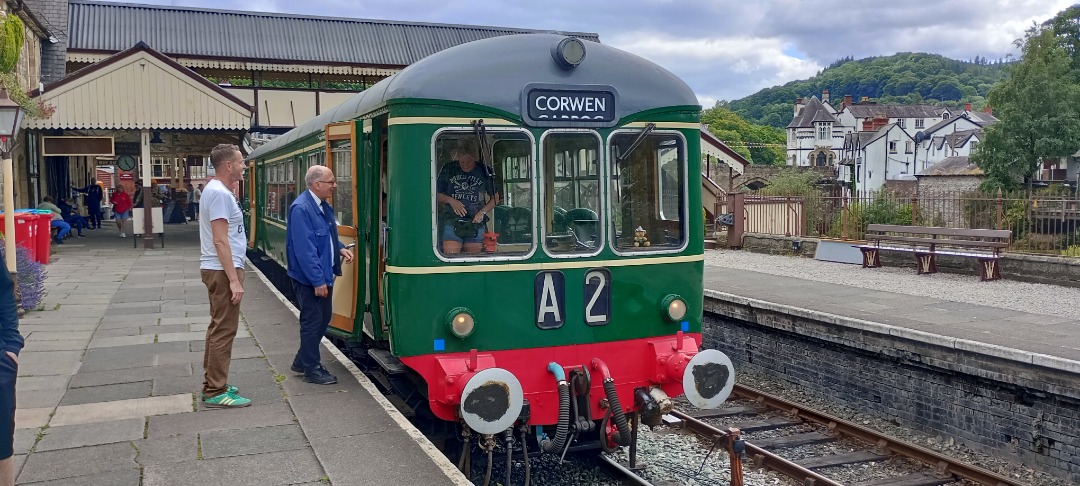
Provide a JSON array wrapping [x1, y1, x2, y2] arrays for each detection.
[[201, 384, 238, 400], [203, 390, 251, 408]]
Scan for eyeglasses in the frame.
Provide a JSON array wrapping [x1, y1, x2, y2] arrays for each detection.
[[316, 179, 337, 186]]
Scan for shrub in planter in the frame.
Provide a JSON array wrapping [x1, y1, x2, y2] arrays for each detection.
[[0, 242, 47, 310]]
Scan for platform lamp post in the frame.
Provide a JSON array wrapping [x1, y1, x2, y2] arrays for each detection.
[[0, 88, 25, 305]]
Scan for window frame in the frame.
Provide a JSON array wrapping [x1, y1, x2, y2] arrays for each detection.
[[607, 128, 690, 257], [538, 129, 604, 259], [430, 126, 538, 263]]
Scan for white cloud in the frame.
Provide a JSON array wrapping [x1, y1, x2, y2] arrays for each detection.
[[607, 33, 822, 102]]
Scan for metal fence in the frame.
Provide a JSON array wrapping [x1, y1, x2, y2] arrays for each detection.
[[728, 189, 1080, 256]]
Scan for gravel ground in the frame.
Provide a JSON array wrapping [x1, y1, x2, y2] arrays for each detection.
[[704, 249, 1080, 319], [702, 249, 1075, 486]]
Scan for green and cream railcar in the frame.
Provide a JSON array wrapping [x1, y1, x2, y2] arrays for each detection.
[[247, 34, 734, 455]]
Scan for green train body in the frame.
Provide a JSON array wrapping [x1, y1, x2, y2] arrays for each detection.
[[247, 34, 733, 449]]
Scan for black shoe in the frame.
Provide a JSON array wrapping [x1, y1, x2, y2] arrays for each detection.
[[53, 237, 64, 245], [303, 366, 337, 385], [290, 363, 304, 374]]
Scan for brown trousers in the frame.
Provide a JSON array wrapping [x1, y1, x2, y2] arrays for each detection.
[[201, 269, 245, 397]]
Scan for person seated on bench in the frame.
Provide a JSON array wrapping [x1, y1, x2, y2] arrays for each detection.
[[57, 198, 88, 238], [36, 196, 73, 244]]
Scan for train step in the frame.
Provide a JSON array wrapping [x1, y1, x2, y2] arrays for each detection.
[[369, 348, 409, 375]]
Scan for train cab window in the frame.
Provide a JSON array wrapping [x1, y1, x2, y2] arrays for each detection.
[[434, 131, 533, 259], [541, 132, 601, 255], [609, 132, 687, 252], [330, 140, 353, 226]]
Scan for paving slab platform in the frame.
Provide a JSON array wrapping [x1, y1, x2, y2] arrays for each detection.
[[703, 261, 1080, 374], [10, 224, 468, 485]]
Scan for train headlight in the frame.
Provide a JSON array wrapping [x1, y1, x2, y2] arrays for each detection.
[[661, 295, 687, 322], [446, 308, 476, 339]]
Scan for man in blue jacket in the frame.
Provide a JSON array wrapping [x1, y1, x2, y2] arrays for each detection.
[[287, 165, 353, 384], [0, 263, 23, 486]]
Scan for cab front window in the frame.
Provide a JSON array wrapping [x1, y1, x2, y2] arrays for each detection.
[[610, 132, 687, 252], [541, 131, 602, 255], [434, 131, 533, 259]]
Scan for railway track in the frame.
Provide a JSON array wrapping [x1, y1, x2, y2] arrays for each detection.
[[606, 384, 1024, 486]]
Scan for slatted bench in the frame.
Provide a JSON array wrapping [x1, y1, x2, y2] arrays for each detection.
[[856, 224, 1012, 281]]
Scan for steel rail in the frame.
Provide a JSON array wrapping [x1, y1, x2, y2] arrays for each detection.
[[597, 454, 655, 486], [669, 409, 843, 486], [731, 385, 1022, 486]]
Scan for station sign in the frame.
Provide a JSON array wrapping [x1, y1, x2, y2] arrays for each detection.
[[522, 83, 618, 127]]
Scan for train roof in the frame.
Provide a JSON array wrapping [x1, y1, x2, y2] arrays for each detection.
[[248, 34, 700, 160]]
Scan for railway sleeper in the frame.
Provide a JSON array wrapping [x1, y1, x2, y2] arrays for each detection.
[[725, 417, 801, 433], [851, 472, 956, 486], [751, 431, 834, 450], [797, 450, 887, 469], [683, 404, 759, 419]]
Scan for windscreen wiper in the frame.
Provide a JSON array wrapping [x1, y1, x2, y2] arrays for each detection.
[[614, 123, 656, 163]]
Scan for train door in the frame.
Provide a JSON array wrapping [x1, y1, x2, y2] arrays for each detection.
[[326, 121, 364, 336], [359, 115, 389, 340]]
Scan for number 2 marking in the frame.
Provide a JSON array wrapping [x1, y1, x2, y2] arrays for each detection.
[[584, 269, 609, 324]]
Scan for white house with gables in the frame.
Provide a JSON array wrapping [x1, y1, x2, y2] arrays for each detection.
[[914, 107, 997, 173], [840, 122, 916, 195], [786, 95, 845, 167]]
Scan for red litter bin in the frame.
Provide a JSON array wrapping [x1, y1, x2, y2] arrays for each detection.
[[0, 211, 40, 263], [30, 212, 53, 264]]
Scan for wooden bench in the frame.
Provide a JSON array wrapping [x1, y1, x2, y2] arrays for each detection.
[[856, 224, 1012, 281]]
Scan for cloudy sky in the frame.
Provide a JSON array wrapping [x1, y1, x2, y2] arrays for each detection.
[[138, 0, 1075, 106]]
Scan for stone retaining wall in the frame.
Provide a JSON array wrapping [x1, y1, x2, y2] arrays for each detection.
[[703, 293, 1080, 481]]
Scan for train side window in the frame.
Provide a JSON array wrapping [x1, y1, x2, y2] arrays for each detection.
[[434, 130, 533, 259], [330, 140, 353, 226], [609, 132, 687, 252], [541, 131, 602, 255]]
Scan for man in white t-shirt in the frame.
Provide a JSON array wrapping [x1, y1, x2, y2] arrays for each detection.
[[198, 144, 251, 408]]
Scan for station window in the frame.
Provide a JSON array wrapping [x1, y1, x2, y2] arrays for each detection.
[[610, 131, 686, 252], [541, 131, 601, 255], [434, 131, 533, 259]]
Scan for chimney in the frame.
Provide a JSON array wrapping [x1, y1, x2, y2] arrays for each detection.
[[964, 103, 972, 112], [860, 96, 869, 103], [795, 97, 804, 116], [822, 89, 830, 104], [982, 106, 993, 115], [862, 119, 874, 131], [843, 94, 853, 108], [873, 115, 889, 131]]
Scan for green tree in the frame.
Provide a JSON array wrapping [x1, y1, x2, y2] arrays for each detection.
[[700, 106, 785, 165], [973, 27, 1080, 190]]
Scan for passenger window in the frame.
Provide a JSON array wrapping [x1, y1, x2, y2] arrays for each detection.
[[542, 132, 601, 255], [434, 131, 533, 258], [330, 140, 353, 226], [610, 132, 686, 252]]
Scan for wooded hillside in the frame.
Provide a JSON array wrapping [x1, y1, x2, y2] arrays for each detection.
[[728, 53, 1009, 128]]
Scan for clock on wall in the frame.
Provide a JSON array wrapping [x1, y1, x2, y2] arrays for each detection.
[[116, 155, 136, 172]]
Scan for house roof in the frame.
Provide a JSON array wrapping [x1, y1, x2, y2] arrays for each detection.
[[945, 129, 982, 149], [921, 110, 999, 136], [865, 123, 899, 145], [786, 96, 841, 128], [27, 42, 251, 130], [918, 156, 984, 177], [844, 103, 947, 119], [67, 0, 600, 67]]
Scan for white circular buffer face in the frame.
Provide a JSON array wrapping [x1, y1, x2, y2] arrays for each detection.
[[682, 349, 735, 409], [459, 367, 524, 435]]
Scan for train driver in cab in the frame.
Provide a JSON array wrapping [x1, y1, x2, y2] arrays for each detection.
[[436, 138, 499, 255]]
